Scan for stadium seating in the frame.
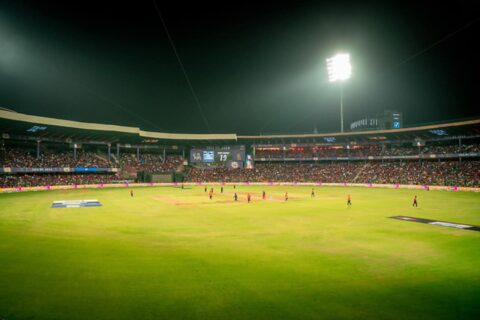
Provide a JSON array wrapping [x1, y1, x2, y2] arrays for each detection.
[[254, 143, 480, 159], [186, 161, 480, 187], [2, 148, 111, 168], [0, 147, 184, 187], [0, 173, 117, 187], [1, 144, 479, 187]]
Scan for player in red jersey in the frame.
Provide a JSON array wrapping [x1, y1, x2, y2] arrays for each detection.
[[262, 191, 266, 200]]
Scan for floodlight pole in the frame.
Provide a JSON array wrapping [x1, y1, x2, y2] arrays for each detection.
[[340, 83, 344, 133], [326, 53, 351, 133]]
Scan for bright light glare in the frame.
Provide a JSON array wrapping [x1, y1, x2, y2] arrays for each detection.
[[326, 53, 352, 82]]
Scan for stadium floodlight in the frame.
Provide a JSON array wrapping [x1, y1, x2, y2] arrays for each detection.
[[326, 53, 351, 82], [326, 53, 352, 133]]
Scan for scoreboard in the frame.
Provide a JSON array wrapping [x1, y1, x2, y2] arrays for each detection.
[[190, 145, 246, 167]]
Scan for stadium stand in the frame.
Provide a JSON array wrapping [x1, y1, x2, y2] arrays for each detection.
[[0, 173, 117, 187], [2, 148, 111, 168], [186, 161, 480, 187], [1, 109, 479, 188], [254, 143, 480, 159], [0, 146, 185, 187], [119, 154, 183, 172]]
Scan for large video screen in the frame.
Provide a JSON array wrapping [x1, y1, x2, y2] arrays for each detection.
[[190, 145, 246, 165]]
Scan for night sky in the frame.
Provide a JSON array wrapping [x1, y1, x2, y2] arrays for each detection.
[[1, 1, 479, 134]]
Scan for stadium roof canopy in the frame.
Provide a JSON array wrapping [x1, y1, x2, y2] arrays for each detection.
[[0, 109, 237, 146], [239, 118, 480, 145], [1, 108, 480, 147]]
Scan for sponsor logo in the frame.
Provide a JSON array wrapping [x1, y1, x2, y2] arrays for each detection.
[[51, 200, 102, 208], [390, 216, 480, 232], [429, 222, 472, 229]]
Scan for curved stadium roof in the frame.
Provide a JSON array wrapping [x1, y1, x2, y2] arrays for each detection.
[[0, 109, 237, 143], [1, 108, 479, 145]]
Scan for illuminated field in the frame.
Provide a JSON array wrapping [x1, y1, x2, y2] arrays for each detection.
[[0, 186, 479, 320]]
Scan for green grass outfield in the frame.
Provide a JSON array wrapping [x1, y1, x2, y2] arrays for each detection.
[[1, 185, 479, 320]]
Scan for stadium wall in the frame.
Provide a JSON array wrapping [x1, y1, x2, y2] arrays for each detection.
[[1, 182, 479, 193]]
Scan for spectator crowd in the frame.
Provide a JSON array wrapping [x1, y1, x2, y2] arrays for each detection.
[[0, 147, 184, 188], [119, 154, 183, 172], [254, 143, 480, 159], [186, 161, 480, 187], [2, 149, 111, 168], [1, 145, 479, 188], [0, 173, 117, 188]]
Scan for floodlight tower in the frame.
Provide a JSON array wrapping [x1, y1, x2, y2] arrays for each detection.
[[326, 53, 352, 133]]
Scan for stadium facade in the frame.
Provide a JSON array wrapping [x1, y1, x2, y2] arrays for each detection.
[[1, 108, 479, 190]]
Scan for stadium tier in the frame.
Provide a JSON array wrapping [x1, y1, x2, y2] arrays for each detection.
[[186, 162, 480, 187], [1, 109, 480, 188]]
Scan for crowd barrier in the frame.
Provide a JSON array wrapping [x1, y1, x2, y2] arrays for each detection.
[[1, 182, 479, 193]]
